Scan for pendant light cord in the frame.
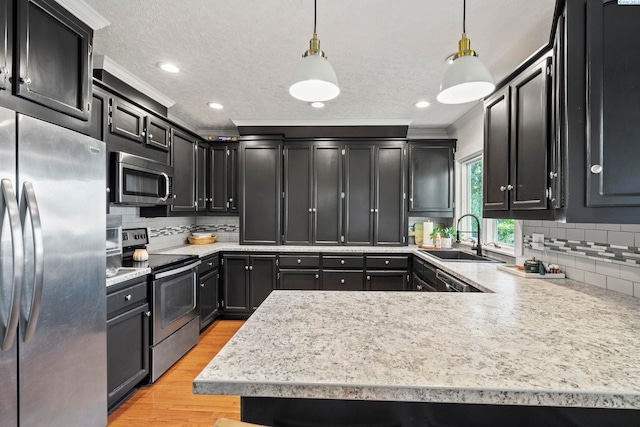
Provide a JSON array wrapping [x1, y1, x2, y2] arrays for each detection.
[[314, 0, 317, 33], [463, 0, 466, 33]]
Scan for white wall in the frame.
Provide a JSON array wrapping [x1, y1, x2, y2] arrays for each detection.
[[447, 104, 484, 162]]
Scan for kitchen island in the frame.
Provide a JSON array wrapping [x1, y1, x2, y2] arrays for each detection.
[[193, 256, 640, 426]]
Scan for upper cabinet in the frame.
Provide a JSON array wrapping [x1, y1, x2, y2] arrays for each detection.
[[408, 140, 455, 218], [559, 0, 640, 223], [483, 53, 554, 219], [0, 0, 93, 134], [171, 129, 197, 212], [208, 143, 239, 214]]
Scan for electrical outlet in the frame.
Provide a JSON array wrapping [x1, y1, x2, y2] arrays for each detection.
[[531, 233, 545, 250]]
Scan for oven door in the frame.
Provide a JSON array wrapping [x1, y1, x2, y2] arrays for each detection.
[[151, 262, 199, 345]]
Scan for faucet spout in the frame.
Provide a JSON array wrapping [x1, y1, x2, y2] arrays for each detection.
[[456, 214, 482, 257]]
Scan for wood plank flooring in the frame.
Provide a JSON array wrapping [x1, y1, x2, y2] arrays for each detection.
[[108, 320, 244, 427]]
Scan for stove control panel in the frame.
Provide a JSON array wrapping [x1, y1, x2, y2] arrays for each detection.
[[122, 227, 149, 249]]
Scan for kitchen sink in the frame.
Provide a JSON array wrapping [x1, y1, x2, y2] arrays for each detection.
[[420, 249, 502, 263]]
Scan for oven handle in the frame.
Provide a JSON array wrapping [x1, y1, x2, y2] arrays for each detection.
[[154, 260, 201, 280]]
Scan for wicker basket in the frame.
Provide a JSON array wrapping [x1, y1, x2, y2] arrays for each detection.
[[187, 235, 217, 245]]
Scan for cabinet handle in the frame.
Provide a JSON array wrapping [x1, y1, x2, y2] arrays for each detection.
[[245, 265, 249, 270], [309, 208, 313, 213], [417, 284, 423, 290], [340, 279, 345, 284], [340, 259, 345, 265], [297, 259, 301, 264], [312, 208, 317, 212], [207, 262, 213, 266], [367, 275, 371, 281], [500, 185, 506, 192], [507, 185, 514, 190], [200, 283, 205, 287], [20, 76, 31, 85], [229, 198, 233, 202], [370, 208, 374, 213], [124, 294, 132, 301], [145, 311, 151, 317], [549, 171, 558, 179], [249, 265, 253, 271], [375, 208, 379, 213], [148, 134, 153, 139], [385, 260, 390, 265], [315, 274, 319, 279], [590, 164, 602, 174]]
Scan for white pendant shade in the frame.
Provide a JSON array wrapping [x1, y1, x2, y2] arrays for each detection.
[[289, 54, 340, 102], [437, 55, 495, 104]]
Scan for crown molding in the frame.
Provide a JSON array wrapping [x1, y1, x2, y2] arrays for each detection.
[[94, 55, 176, 109], [55, 0, 110, 30]]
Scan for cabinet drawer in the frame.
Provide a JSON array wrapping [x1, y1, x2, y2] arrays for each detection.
[[279, 255, 320, 268], [107, 282, 147, 318], [199, 254, 219, 276], [366, 256, 409, 270], [323, 256, 363, 269], [322, 271, 364, 291], [413, 256, 425, 278]]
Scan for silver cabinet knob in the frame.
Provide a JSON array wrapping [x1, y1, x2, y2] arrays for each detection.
[[308, 208, 313, 213], [385, 260, 389, 265], [207, 262, 213, 266], [245, 265, 249, 270], [145, 311, 151, 317], [370, 208, 374, 213], [200, 283, 205, 287], [148, 134, 153, 139], [417, 285, 423, 290], [340, 259, 345, 265], [297, 259, 301, 264], [590, 164, 602, 174], [20, 76, 31, 85], [249, 265, 253, 271], [315, 274, 319, 279], [500, 186, 506, 192], [507, 185, 514, 190], [124, 294, 132, 301], [340, 279, 345, 284], [549, 171, 558, 179], [366, 275, 371, 281]]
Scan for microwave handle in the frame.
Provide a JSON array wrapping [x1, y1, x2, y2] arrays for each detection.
[[160, 172, 170, 201]]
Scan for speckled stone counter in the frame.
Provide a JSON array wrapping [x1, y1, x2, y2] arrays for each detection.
[[193, 250, 640, 410], [106, 267, 150, 287]]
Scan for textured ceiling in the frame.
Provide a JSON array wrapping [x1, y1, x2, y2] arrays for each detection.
[[84, 0, 556, 133]]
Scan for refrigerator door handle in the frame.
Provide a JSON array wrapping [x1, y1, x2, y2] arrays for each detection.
[[0, 179, 24, 351], [19, 181, 44, 343]]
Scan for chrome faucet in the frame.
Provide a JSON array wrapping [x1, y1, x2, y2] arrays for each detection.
[[456, 214, 482, 256]]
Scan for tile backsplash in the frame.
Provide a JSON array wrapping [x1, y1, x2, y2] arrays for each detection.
[[523, 221, 640, 297]]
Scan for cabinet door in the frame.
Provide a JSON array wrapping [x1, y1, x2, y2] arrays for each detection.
[[145, 116, 171, 151], [408, 142, 455, 216], [171, 129, 196, 212], [366, 272, 408, 291], [90, 87, 108, 141], [209, 145, 228, 212], [199, 269, 219, 330], [15, 0, 91, 120], [278, 270, 320, 290], [313, 145, 342, 245], [222, 255, 250, 313], [344, 145, 374, 245], [509, 57, 551, 210], [107, 303, 149, 410], [109, 97, 146, 144], [375, 145, 405, 245], [227, 145, 239, 212], [0, 0, 10, 93], [586, 1, 640, 207], [283, 145, 313, 244], [483, 87, 511, 211], [240, 142, 281, 244], [249, 255, 276, 310], [196, 142, 207, 211]]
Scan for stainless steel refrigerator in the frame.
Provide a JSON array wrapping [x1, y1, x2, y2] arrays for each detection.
[[0, 106, 107, 427]]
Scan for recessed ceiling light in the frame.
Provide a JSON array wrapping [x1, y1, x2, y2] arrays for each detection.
[[158, 62, 179, 73], [208, 102, 224, 110], [415, 101, 431, 108], [310, 102, 325, 108]]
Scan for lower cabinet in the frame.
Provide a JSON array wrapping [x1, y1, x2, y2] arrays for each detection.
[[365, 255, 410, 291], [322, 255, 364, 291], [198, 255, 220, 331], [278, 255, 321, 290], [106, 278, 150, 411], [222, 254, 276, 318]]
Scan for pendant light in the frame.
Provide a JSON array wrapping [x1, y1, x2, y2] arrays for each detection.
[[289, 0, 340, 102], [437, 0, 494, 104]]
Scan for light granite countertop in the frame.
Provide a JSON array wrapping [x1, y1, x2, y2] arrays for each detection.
[[193, 249, 640, 409], [106, 267, 150, 287]]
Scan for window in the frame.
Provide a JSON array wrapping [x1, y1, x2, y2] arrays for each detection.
[[458, 155, 515, 253]]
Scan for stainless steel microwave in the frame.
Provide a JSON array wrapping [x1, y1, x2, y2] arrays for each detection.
[[111, 151, 173, 206]]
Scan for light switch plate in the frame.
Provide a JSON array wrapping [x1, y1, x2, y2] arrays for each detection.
[[531, 233, 545, 250]]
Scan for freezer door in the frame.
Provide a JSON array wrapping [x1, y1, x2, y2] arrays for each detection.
[[17, 115, 107, 427], [0, 107, 17, 427]]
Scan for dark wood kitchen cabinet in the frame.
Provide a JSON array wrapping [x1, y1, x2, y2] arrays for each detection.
[[171, 128, 197, 212], [408, 140, 455, 218], [198, 255, 220, 331], [322, 255, 364, 291], [144, 115, 171, 152], [0, 0, 93, 134], [283, 142, 342, 245], [277, 254, 321, 290], [222, 254, 276, 318], [107, 277, 150, 411], [344, 142, 405, 246], [483, 50, 555, 219], [239, 138, 282, 244], [109, 96, 146, 144], [196, 141, 207, 211], [365, 255, 410, 291], [208, 143, 239, 213]]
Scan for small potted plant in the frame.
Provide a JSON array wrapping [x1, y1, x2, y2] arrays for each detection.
[[429, 227, 443, 248], [441, 227, 456, 249]]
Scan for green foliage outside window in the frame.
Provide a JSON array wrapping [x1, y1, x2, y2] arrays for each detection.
[[497, 219, 515, 245], [468, 160, 483, 235]]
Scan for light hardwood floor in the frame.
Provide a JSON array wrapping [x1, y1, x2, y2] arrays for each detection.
[[108, 320, 244, 427]]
